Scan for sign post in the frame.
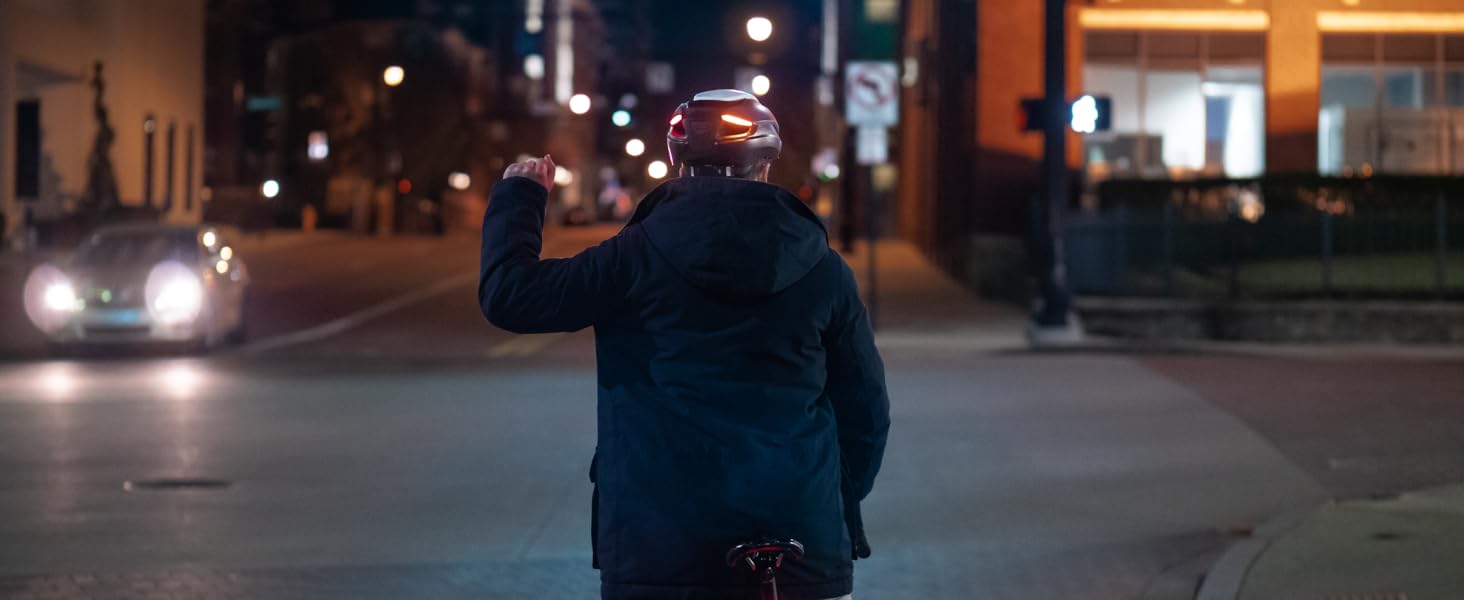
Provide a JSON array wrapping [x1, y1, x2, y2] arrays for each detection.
[[844, 60, 898, 331]]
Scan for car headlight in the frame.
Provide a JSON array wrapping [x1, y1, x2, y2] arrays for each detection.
[[43, 281, 77, 312], [23, 264, 77, 333], [145, 260, 203, 325]]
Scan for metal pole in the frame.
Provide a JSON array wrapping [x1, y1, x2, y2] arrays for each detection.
[[1162, 201, 1175, 295], [1227, 214, 1239, 299], [1321, 209, 1334, 296], [840, 128, 858, 252], [1437, 192, 1448, 298], [1033, 0, 1072, 327], [866, 165, 879, 331], [836, 0, 855, 253]]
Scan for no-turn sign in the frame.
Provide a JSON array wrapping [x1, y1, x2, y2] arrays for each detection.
[[845, 61, 899, 127]]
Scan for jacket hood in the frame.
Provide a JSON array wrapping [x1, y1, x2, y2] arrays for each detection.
[[627, 177, 828, 299]]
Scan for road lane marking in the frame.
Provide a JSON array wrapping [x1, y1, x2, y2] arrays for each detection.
[[239, 271, 478, 354], [488, 333, 566, 358]]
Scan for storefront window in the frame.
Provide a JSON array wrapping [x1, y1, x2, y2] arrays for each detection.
[[1322, 67, 1377, 109], [1319, 33, 1464, 175], [1083, 31, 1265, 181], [1445, 69, 1464, 106]]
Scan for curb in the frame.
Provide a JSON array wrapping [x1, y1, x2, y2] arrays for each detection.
[[1019, 333, 1464, 361], [1195, 507, 1320, 600]]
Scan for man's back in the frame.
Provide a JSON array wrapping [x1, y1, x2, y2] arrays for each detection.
[[480, 156, 888, 600]]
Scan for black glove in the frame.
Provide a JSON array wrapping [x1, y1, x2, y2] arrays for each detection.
[[841, 468, 872, 560]]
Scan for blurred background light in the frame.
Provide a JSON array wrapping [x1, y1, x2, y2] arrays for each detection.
[[307, 131, 329, 161], [569, 93, 592, 115], [382, 65, 405, 87], [746, 16, 773, 42], [449, 172, 471, 191], [751, 74, 771, 96], [524, 54, 545, 80]]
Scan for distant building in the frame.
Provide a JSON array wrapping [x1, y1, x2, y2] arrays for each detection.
[[0, 0, 206, 243], [205, 0, 574, 232], [898, 0, 1464, 267]]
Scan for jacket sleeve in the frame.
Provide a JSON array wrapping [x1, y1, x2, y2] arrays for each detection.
[[826, 257, 891, 502], [479, 176, 627, 333]]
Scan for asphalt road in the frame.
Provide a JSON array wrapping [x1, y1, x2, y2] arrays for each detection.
[[0, 228, 1461, 599]]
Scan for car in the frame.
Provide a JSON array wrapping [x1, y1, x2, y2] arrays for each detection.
[[22, 223, 251, 352]]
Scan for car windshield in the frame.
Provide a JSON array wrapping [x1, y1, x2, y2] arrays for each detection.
[[73, 231, 198, 267]]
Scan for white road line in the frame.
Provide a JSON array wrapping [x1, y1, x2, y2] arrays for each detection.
[[239, 271, 478, 354], [487, 333, 566, 358]]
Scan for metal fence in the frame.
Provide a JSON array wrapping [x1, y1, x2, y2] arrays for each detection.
[[1066, 176, 1464, 300]]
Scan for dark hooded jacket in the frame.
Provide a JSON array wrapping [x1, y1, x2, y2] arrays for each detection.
[[479, 176, 890, 600]]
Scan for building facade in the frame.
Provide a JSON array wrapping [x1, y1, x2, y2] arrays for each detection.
[[1, 0, 206, 243], [898, 0, 1464, 272]]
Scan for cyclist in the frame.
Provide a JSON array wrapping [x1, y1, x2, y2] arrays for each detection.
[[479, 89, 890, 600]]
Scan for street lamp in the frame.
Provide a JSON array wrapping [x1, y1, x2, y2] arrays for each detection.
[[569, 93, 592, 115], [625, 138, 646, 157], [382, 65, 405, 87], [751, 74, 771, 96], [746, 16, 772, 42], [261, 179, 281, 199]]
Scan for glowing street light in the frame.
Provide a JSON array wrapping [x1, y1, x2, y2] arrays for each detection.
[[261, 179, 281, 199], [625, 138, 646, 157], [648, 160, 669, 179], [612, 109, 632, 127], [746, 16, 773, 42], [751, 74, 771, 96], [307, 131, 329, 161], [382, 65, 405, 87], [569, 93, 592, 115], [448, 172, 471, 191], [524, 54, 545, 80]]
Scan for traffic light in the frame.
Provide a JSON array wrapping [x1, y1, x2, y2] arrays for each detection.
[[1019, 98, 1046, 132], [1019, 95, 1111, 134]]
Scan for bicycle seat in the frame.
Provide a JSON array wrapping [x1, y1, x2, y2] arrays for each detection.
[[725, 538, 805, 571]]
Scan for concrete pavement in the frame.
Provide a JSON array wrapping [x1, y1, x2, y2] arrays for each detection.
[[1200, 484, 1464, 600], [0, 225, 1459, 598]]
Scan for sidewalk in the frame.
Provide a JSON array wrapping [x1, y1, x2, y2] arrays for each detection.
[[840, 239, 1029, 353], [1201, 484, 1464, 600], [844, 241, 1464, 600]]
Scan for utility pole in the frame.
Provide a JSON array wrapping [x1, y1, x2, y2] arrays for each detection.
[[1030, 0, 1079, 344]]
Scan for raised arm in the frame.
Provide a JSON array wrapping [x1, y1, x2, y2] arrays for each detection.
[[478, 157, 628, 334]]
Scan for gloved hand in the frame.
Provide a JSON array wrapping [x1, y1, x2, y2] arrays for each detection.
[[841, 469, 872, 560], [845, 497, 872, 559]]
